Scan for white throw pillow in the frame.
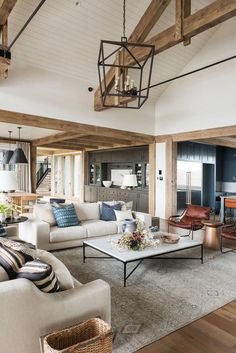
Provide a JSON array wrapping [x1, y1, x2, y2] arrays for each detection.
[[114, 209, 133, 222], [33, 203, 56, 227], [121, 201, 133, 211]]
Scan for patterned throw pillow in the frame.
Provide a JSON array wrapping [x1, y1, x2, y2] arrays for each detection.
[[16, 259, 60, 293], [101, 202, 121, 221], [0, 225, 7, 237], [0, 238, 36, 258], [0, 244, 34, 279], [52, 203, 80, 228]]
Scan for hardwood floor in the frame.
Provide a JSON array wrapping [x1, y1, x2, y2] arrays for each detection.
[[136, 300, 236, 353]]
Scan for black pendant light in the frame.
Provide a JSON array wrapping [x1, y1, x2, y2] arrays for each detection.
[[2, 131, 14, 164], [9, 127, 28, 164], [98, 0, 154, 109]]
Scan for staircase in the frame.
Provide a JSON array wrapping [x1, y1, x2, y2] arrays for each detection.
[[36, 158, 51, 196], [37, 170, 51, 196]]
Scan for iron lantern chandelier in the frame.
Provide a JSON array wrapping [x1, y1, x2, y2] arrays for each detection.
[[98, 0, 154, 109]]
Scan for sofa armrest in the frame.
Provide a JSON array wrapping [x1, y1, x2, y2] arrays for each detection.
[[133, 211, 152, 228], [0, 278, 111, 353], [18, 213, 50, 250]]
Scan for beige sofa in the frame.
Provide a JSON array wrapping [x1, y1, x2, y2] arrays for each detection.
[[0, 239, 111, 353], [18, 202, 152, 251]]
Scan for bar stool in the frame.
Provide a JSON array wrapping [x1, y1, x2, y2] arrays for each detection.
[[224, 199, 236, 224]]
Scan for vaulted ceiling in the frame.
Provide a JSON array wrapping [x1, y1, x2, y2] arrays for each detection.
[[8, 0, 220, 103]]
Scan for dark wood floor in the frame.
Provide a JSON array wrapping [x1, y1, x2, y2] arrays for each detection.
[[136, 300, 236, 353]]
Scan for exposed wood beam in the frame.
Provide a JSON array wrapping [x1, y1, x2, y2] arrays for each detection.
[[33, 132, 86, 146], [42, 144, 85, 151], [0, 0, 17, 27], [156, 125, 236, 143], [68, 138, 114, 148], [95, 0, 236, 111], [183, 0, 191, 45], [0, 136, 30, 143], [0, 109, 155, 143], [66, 135, 133, 146], [94, 0, 171, 110], [175, 0, 184, 41], [195, 138, 236, 149]]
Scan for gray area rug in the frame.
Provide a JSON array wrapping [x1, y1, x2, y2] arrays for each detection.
[[54, 241, 236, 353]]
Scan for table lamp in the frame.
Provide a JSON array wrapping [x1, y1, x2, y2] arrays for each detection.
[[0, 171, 17, 192], [122, 174, 138, 190]]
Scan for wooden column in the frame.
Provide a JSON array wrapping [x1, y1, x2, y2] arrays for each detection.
[[165, 139, 177, 218], [30, 144, 37, 193], [81, 151, 88, 202], [149, 143, 156, 216]]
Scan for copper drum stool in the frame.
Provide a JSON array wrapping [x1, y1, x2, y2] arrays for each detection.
[[202, 221, 223, 250]]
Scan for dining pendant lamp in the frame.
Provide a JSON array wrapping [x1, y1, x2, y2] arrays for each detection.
[[9, 127, 28, 164], [2, 131, 13, 164]]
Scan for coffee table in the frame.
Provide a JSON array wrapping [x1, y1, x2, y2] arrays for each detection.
[[83, 235, 203, 287]]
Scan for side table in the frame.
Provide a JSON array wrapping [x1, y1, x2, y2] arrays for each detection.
[[0, 216, 28, 238], [202, 221, 223, 250]]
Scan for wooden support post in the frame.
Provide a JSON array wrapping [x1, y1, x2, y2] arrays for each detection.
[[149, 143, 156, 216], [175, 0, 183, 40], [183, 0, 191, 45], [165, 139, 177, 219], [81, 151, 88, 203], [30, 144, 37, 194]]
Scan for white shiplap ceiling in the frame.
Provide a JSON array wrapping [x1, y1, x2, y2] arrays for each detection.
[[0, 123, 60, 140], [8, 0, 220, 102]]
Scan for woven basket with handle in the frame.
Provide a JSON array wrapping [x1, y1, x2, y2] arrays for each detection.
[[43, 318, 113, 353]]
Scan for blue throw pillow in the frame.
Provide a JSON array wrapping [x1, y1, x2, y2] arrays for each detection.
[[52, 204, 80, 228], [0, 225, 6, 237], [101, 202, 121, 221]]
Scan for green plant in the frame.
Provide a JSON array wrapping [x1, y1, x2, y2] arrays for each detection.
[[0, 203, 12, 214]]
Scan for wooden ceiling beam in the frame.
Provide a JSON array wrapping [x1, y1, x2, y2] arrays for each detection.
[[95, 0, 236, 111], [66, 135, 133, 146], [0, 0, 17, 27], [195, 138, 236, 149], [33, 132, 86, 146], [94, 0, 172, 110], [42, 144, 85, 151], [0, 109, 155, 143]]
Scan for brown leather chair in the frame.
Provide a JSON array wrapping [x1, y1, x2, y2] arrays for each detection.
[[220, 224, 236, 253], [168, 204, 212, 239]]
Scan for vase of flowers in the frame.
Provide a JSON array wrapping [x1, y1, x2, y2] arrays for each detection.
[[117, 219, 159, 251]]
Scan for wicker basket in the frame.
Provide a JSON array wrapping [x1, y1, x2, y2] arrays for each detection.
[[43, 318, 113, 353]]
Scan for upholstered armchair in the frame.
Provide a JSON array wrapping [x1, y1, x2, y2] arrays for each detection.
[[220, 223, 236, 253], [168, 204, 212, 239]]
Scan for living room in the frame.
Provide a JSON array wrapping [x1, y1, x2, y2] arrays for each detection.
[[0, 1, 235, 353]]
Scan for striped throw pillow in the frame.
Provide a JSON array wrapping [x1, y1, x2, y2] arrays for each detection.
[[17, 259, 60, 293], [0, 244, 33, 279], [0, 238, 36, 258], [52, 203, 80, 228]]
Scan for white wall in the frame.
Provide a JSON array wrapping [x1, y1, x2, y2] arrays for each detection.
[[155, 18, 236, 218], [0, 63, 155, 135], [155, 18, 236, 135]]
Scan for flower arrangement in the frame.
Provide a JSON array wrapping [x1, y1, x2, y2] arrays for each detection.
[[117, 219, 159, 251]]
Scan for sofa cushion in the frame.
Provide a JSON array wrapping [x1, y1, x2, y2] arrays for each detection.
[[82, 220, 117, 237], [52, 204, 80, 228], [16, 259, 60, 293], [50, 225, 87, 243], [34, 203, 56, 226], [74, 203, 100, 221], [37, 249, 75, 290], [101, 202, 121, 221]]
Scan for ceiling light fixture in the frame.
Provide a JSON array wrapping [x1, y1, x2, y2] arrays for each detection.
[[9, 127, 28, 164], [2, 131, 14, 164], [98, 0, 154, 109]]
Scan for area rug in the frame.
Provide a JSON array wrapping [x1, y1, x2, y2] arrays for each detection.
[[54, 244, 236, 353]]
